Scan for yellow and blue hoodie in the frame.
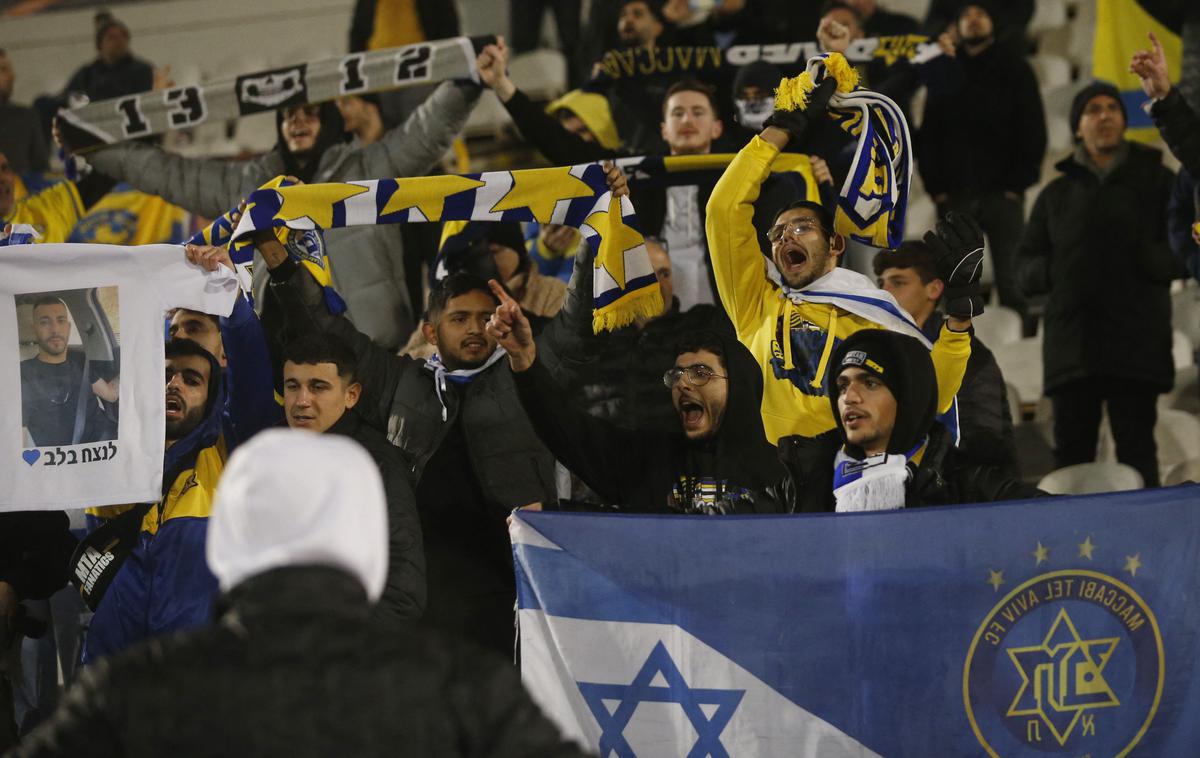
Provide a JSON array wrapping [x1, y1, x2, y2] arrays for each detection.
[[83, 348, 228, 663], [705, 135, 971, 443]]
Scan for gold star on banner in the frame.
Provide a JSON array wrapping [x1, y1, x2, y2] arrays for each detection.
[[987, 569, 1005, 592], [1124, 553, 1143, 577], [1032, 542, 1050, 566], [584, 197, 645, 289], [276, 183, 369, 229], [380, 175, 485, 221], [489, 167, 594, 223], [1078, 536, 1096, 560]]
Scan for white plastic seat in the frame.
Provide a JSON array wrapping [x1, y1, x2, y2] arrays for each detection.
[[993, 336, 1044, 407], [1172, 330, 1194, 371], [1172, 287, 1200, 350], [1028, 0, 1068, 36], [1155, 409, 1200, 477], [1030, 53, 1072, 89], [1038, 462, 1144, 495], [509, 49, 568, 102], [1164, 457, 1200, 486], [974, 305, 1023, 349]]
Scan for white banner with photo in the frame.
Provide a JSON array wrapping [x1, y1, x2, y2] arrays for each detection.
[[0, 243, 237, 511]]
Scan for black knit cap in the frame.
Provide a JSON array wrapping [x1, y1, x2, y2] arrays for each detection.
[[734, 61, 783, 97], [827, 330, 937, 456], [1070, 80, 1127, 134]]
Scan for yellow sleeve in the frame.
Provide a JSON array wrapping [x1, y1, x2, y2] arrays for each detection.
[[8, 182, 84, 244], [931, 324, 972, 414], [704, 135, 778, 338]]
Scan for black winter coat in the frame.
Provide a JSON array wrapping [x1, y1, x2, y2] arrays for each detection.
[[0, 511, 76, 603], [779, 424, 1043, 513], [1151, 87, 1200, 176], [7, 568, 587, 758], [1019, 144, 1176, 394], [917, 43, 1046, 199], [326, 411, 425, 627]]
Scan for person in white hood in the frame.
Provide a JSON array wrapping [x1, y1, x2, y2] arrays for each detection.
[[9, 430, 588, 758]]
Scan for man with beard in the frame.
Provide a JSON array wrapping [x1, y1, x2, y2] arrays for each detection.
[[81, 339, 228, 662], [705, 79, 978, 448], [917, 1, 1045, 333], [490, 284, 793, 514], [20, 296, 117, 447], [786, 329, 1041, 512], [238, 206, 613, 655], [59, 74, 481, 350]]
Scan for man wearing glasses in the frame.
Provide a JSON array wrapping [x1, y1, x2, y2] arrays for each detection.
[[20, 296, 118, 447], [490, 283, 794, 514], [705, 78, 982, 447]]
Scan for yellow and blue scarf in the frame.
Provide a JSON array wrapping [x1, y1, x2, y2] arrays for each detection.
[[224, 164, 662, 332], [775, 52, 912, 249]]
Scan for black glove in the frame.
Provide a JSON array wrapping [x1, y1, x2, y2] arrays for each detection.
[[763, 77, 836, 141], [923, 211, 986, 319]]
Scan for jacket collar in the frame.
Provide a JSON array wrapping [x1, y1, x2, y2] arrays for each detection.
[[218, 566, 371, 629]]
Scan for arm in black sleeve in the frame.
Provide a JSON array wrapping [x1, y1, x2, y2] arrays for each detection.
[[1004, 61, 1047, 193], [7, 660, 122, 758], [513, 356, 653, 508], [0, 511, 76, 602], [372, 456, 426, 627], [348, 0, 377, 52], [1151, 87, 1200, 176], [503, 88, 617, 165], [265, 258, 408, 433], [74, 171, 118, 211], [1018, 187, 1053, 296]]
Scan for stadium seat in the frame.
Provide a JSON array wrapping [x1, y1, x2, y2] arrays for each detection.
[[974, 305, 1023, 349], [463, 90, 515, 138], [509, 49, 569, 102], [1161, 365, 1200, 414], [1028, 0, 1068, 37], [1173, 330, 1194, 371], [1155, 409, 1200, 477], [1030, 53, 1072, 90], [1172, 286, 1200, 350], [1038, 462, 1144, 495], [993, 336, 1043, 405], [1163, 457, 1200, 486]]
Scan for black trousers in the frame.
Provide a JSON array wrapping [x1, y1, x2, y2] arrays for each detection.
[[1050, 377, 1161, 487]]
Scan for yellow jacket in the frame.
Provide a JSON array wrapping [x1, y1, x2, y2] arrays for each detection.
[[705, 135, 970, 442], [5, 181, 85, 244]]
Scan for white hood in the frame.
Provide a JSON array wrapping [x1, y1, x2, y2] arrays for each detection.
[[206, 428, 388, 601]]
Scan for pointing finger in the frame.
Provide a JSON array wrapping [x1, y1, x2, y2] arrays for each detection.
[[488, 278, 518, 308]]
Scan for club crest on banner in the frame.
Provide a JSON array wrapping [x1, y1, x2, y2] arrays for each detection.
[[236, 66, 308, 113], [963, 540, 1164, 757]]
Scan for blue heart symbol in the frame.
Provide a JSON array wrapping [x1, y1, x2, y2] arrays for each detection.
[[22, 449, 41, 466]]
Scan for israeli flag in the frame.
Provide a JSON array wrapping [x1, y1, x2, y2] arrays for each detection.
[[512, 486, 1200, 757]]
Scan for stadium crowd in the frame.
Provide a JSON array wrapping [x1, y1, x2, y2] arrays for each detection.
[[1, 0, 1198, 754]]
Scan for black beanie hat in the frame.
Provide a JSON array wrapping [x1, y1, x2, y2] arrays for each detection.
[[734, 61, 783, 98], [1069, 81, 1127, 135], [827, 330, 938, 456]]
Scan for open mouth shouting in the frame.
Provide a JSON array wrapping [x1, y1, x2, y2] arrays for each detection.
[[778, 243, 809, 276], [165, 393, 185, 422]]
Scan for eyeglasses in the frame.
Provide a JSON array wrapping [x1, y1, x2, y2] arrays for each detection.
[[768, 220, 826, 244], [663, 364, 727, 388]]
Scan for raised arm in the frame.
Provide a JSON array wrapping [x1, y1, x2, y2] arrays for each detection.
[[356, 78, 481, 178], [487, 280, 650, 507], [253, 234, 409, 433]]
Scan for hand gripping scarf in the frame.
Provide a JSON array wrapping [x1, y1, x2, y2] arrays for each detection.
[[219, 164, 662, 332], [774, 52, 913, 249]]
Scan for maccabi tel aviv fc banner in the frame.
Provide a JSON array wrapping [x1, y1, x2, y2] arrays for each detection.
[[511, 485, 1200, 757]]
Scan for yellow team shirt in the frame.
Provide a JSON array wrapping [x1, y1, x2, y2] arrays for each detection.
[[5, 181, 85, 244], [705, 135, 971, 442]]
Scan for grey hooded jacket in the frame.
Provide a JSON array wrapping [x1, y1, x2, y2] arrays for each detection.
[[85, 80, 480, 349]]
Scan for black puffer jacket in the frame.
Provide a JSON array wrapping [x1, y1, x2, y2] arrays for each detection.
[[326, 410, 425, 627], [1151, 87, 1200, 176], [779, 424, 1043, 513], [7, 568, 587, 758], [1019, 143, 1176, 394]]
